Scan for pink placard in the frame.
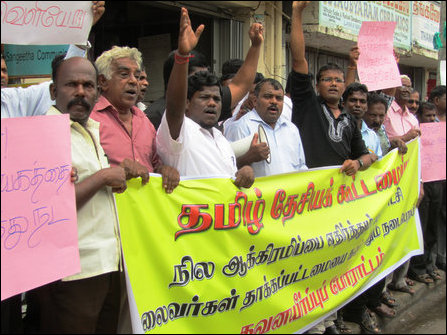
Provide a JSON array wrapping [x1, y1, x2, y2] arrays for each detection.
[[358, 21, 402, 92], [1, 115, 80, 301], [420, 122, 446, 183]]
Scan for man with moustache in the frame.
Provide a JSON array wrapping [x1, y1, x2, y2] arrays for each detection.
[[363, 93, 407, 155], [224, 78, 307, 177], [91, 46, 179, 193], [136, 67, 149, 111], [383, 75, 420, 144], [36, 56, 127, 333], [406, 88, 421, 115], [342, 83, 382, 159]]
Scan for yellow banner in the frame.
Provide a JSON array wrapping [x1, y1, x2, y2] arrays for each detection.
[[116, 139, 423, 334]]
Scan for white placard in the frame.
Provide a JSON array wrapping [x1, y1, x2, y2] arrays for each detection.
[[1, 1, 93, 45]]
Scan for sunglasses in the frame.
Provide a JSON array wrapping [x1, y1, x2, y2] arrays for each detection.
[[408, 100, 420, 105]]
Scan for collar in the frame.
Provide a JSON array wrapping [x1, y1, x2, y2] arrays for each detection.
[[186, 115, 220, 138], [95, 95, 137, 116], [248, 109, 287, 129], [391, 100, 410, 115], [317, 95, 345, 112], [46, 105, 99, 130]]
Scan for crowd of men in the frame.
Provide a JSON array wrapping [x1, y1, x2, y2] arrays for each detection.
[[1, 1, 446, 334]]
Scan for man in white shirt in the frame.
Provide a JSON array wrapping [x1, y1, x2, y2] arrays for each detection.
[[224, 78, 307, 177], [157, 7, 254, 188]]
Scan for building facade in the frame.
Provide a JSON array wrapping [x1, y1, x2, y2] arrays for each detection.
[[3, 1, 444, 101]]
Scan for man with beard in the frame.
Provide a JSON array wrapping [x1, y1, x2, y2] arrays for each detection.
[[157, 7, 254, 188], [36, 56, 127, 333]]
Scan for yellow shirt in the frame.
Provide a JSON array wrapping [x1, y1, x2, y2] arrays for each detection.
[[47, 106, 121, 281]]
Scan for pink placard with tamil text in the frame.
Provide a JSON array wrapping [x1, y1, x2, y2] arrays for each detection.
[[358, 21, 402, 92], [420, 122, 446, 182], [1, 115, 80, 301], [1, 1, 93, 45]]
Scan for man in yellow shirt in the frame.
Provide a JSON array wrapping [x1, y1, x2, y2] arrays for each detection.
[[35, 55, 127, 333]]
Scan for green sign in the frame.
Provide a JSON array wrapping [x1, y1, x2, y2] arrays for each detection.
[[3, 44, 69, 77]]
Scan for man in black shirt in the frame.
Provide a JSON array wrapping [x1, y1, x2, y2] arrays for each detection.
[[290, 2, 373, 174], [290, 2, 375, 334]]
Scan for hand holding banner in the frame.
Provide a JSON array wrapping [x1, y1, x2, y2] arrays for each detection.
[[116, 140, 422, 334]]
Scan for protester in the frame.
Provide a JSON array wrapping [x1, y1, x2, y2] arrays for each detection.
[[156, 7, 254, 189], [363, 93, 407, 155], [91, 46, 179, 194], [383, 75, 421, 144], [429, 85, 446, 122], [428, 85, 446, 272], [1, 3, 105, 333], [382, 75, 421, 296], [289, 2, 375, 333], [407, 102, 444, 284], [341, 85, 401, 334], [407, 88, 421, 115], [224, 78, 307, 177], [90, 45, 180, 332], [136, 68, 149, 111], [342, 82, 381, 158], [33, 56, 126, 333]]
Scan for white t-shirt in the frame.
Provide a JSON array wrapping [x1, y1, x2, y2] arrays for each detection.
[[157, 113, 237, 178]]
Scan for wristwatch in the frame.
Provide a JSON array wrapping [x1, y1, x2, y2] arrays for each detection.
[[357, 158, 364, 168]]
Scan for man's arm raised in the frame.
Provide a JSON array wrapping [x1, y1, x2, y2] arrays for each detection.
[[165, 7, 204, 140], [291, 1, 310, 74], [227, 23, 263, 109]]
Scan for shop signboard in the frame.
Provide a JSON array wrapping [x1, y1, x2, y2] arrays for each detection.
[[319, 1, 412, 50]]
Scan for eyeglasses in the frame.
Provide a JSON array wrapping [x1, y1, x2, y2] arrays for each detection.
[[408, 99, 420, 105], [320, 77, 344, 84]]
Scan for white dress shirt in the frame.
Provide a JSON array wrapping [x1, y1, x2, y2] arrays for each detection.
[[157, 113, 237, 178], [224, 110, 307, 177], [360, 121, 383, 158]]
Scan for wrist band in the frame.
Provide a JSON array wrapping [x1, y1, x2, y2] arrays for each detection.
[[347, 66, 357, 70], [174, 50, 194, 64]]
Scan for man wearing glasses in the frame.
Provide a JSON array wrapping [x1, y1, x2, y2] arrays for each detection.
[[290, 1, 374, 177]]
